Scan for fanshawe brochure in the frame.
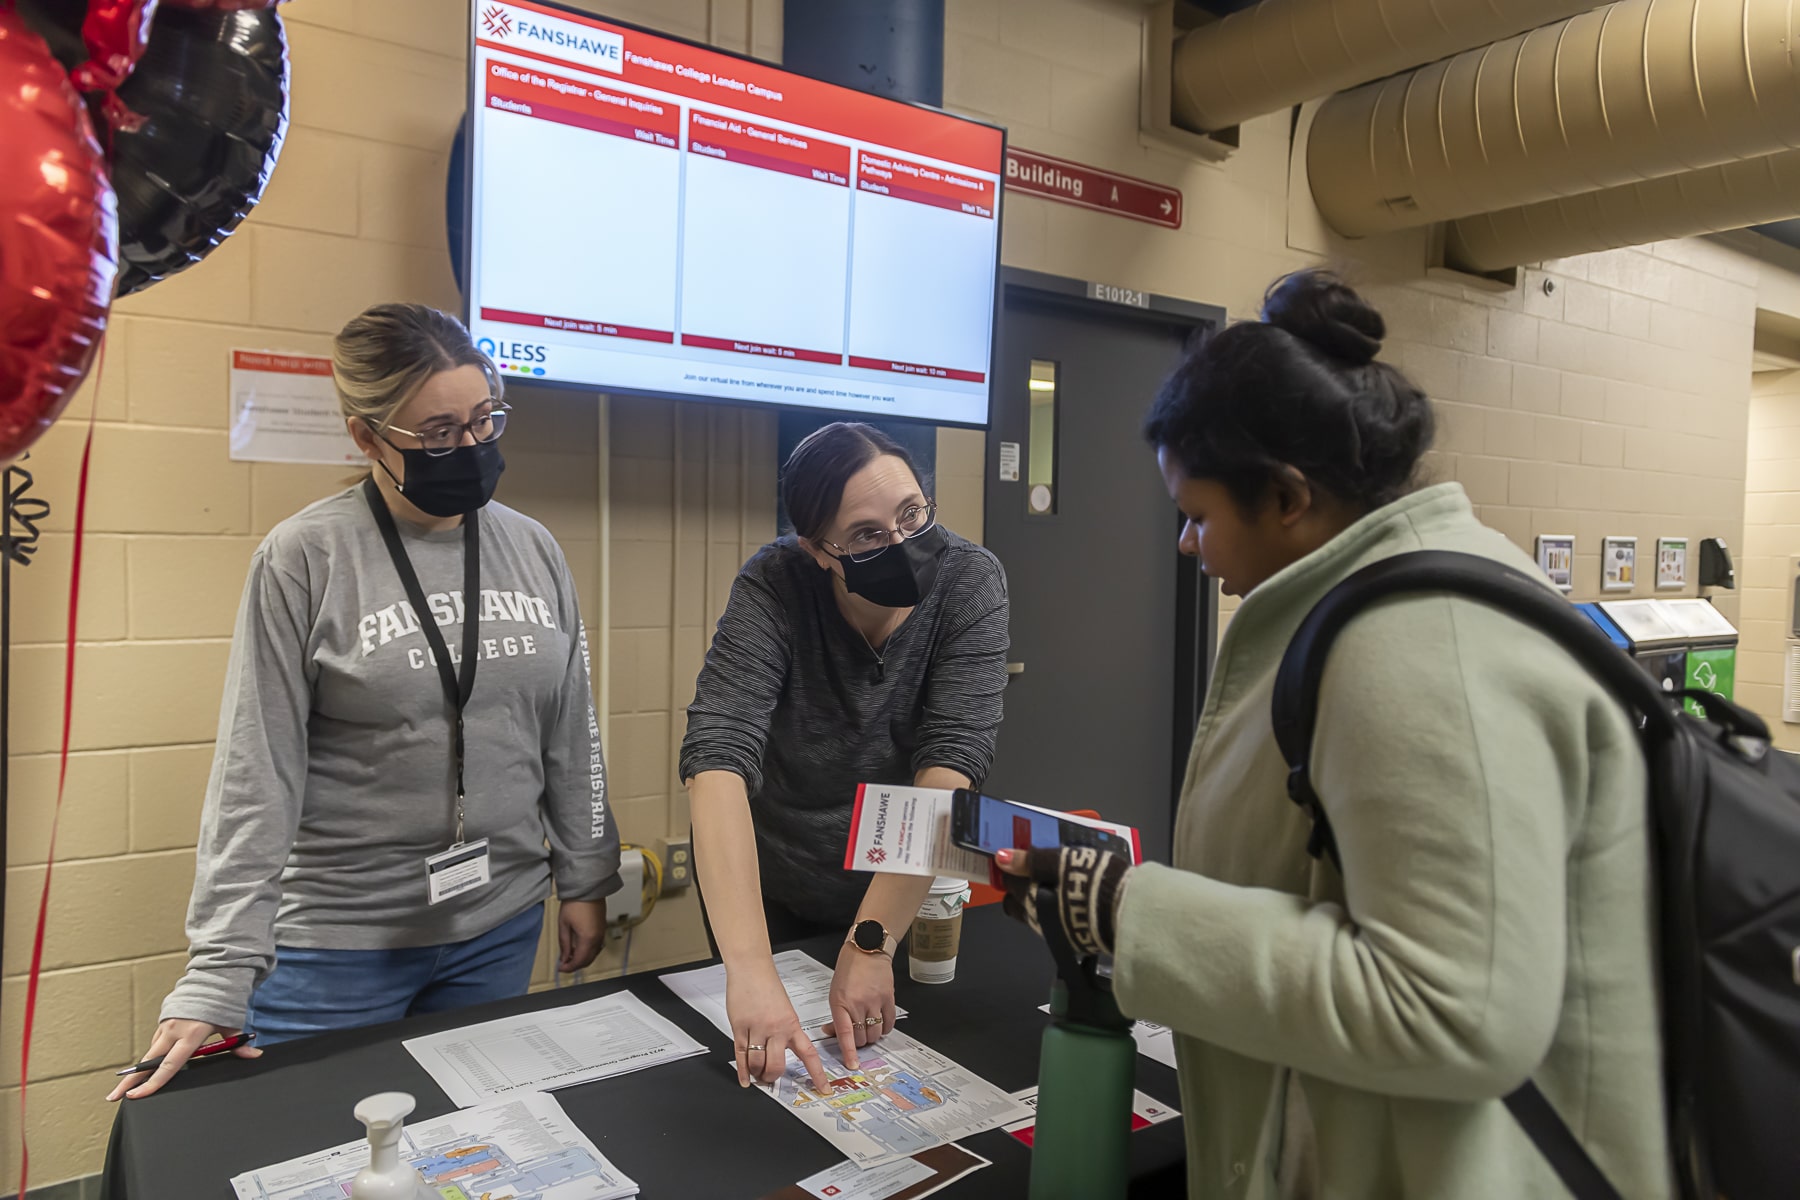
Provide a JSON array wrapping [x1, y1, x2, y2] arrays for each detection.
[[843, 785, 1141, 878]]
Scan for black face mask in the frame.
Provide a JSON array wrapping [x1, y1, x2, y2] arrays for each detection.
[[835, 525, 947, 608], [379, 438, 505, 518]]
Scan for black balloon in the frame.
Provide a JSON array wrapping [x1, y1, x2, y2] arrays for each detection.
[[15, 0, 86, 67], [16, 0, 288, 297]]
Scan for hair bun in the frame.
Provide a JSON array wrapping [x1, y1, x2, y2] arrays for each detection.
[[1260, 270, 1384, 366]]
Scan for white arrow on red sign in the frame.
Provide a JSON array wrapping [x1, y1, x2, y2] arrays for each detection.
[[1003, 147, 1183, 229]]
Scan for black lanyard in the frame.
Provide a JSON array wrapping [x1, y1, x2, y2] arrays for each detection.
[[363, 477, 480, 845]]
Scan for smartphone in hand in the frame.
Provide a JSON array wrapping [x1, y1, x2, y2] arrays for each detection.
[[949, 789, 1132, 860]]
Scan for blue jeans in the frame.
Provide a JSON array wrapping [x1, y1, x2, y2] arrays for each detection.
[[246, 903, 544, 1045]]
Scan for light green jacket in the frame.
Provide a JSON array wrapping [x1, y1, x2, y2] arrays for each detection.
[[1114, 484, 1672, 1200]]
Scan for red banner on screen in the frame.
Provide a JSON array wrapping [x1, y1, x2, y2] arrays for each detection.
[[849, 355, 985, 383], [485, 60, 680, 146], [482, 307, 674, 343], [478, 0, 1001, 174], [684, 334, 843, 365], [688, 110, 850, 186], [857, 150, 995, 219]]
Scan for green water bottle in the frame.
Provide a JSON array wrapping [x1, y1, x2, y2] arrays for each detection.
[[1027, 886, 1138, 1200]]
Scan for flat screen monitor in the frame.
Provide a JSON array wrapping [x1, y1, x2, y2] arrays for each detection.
[[466, 1, 1005, 427]]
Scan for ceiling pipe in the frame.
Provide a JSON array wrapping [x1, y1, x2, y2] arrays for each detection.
[[1306, 0, 1800, 238], [1445, 148, 1800, 273], [1170, 0, 1599, 134]]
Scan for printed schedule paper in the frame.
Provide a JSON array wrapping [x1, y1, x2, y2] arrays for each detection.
[[403, 991, 705, 1107]]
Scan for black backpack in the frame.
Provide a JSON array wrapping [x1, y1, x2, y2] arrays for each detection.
[[1269, 550, 1800, 1200]]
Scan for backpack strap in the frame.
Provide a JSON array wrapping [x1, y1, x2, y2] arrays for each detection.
[[1504, 1082, 1626, 1200], [1268, 549, 1670, 1200]]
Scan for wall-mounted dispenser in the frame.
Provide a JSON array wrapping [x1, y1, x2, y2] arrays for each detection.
[[1699, 537, 1736, 590]]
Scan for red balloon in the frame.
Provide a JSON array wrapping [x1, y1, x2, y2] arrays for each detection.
[[0, 8, 119, 468], [68, 0, 157, 92]]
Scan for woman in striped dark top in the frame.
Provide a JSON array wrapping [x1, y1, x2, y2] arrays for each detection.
[[680, 422, 1009, 1091]]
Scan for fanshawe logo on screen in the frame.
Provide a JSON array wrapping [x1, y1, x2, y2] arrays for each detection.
[[480, 5, 512, 37], [481, 3, 624, 74]]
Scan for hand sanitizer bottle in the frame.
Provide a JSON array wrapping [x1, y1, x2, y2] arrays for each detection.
[[348, 1092, 431, 1200]]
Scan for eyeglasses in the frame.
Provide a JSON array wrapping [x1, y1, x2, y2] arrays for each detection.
[[824, 501, 938, 563], [381, 401, 511, 457]]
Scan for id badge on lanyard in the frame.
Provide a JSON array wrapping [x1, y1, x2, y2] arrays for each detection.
[[363, 479, 490, 904]]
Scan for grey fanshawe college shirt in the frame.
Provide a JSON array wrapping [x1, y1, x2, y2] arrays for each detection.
[[162, 487, 621, 1029], [679, 532, 1009, 927]]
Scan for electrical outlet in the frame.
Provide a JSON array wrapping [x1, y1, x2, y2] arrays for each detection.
[[657, 837, 694, 891], [608, 848, 645, 932]]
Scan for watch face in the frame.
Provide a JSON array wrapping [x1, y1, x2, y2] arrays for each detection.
[[853, 920, 885, 952]]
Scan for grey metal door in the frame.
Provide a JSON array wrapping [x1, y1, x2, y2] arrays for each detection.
[[980, 283, 1211, 865]]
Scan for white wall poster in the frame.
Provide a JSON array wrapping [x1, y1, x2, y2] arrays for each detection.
[[229, 350, 361, 466], [1535, 534, 1574, 593]]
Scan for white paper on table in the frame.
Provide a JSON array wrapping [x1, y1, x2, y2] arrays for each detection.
[[403, 990, 706, 1107], [1001, 1084, 1180, 1141], [662, 949, 907, 1041], [1131, 1019, 1179, 1069], [228, 1093, 638, 1200], [798, 1156, 933, 1198], [791, 1146, 990, 1199], [754, 1027, 1032, 1169], [1037, 1004, 1179, 1070], [227, 350, 365, 466]]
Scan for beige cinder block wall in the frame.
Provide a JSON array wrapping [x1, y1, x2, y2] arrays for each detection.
[[1742, 366, 1800, 752], [1, 0, 779, 1183], [1733, 234, 1800, 754], [5, 0, 1798, 1183]]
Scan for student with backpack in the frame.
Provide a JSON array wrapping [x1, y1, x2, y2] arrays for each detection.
[[999, 270, 1676, 1198]]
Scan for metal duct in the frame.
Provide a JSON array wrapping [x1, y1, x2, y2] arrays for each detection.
[[1446, 149, 1800, 271], [1307, 0, 1800, 238], [1170, 0, 1599, 134]]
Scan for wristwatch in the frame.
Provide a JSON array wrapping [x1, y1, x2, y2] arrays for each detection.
[[847, 918, 898, 958]]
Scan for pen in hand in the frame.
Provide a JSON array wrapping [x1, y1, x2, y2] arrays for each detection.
[[115, 1032, 256, 1077]]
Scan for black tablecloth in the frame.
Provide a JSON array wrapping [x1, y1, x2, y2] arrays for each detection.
[[101, 906, 1186, 1198]]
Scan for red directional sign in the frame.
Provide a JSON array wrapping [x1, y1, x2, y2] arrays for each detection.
[[1003, 147, 1182, 229]]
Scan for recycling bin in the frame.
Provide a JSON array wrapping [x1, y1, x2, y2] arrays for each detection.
[[1589, 598, 1737, 717]]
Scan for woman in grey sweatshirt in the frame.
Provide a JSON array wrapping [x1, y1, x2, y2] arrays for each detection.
[[110, 305, 620, 1101]]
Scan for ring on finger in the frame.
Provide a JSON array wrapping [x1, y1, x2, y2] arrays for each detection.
[[745, 1044, 766, 1052], [862, 1017, 881, 1026]]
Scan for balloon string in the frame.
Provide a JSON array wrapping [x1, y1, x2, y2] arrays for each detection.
[[17, 339, 102, 1197]]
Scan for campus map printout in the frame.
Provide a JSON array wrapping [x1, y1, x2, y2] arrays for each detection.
[[756, 1028, 1031, 1169], [663, 949, 907, 1040], [228, 1093, 638, 1200]]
